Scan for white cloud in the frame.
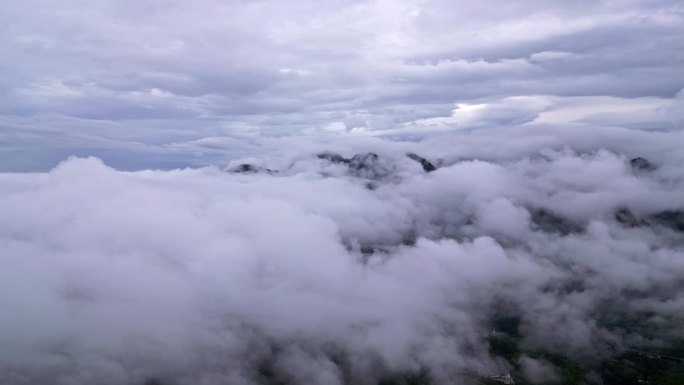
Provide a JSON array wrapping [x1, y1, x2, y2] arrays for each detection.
[[1, 126, 684, 383]]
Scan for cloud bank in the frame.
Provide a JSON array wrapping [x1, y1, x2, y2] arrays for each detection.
[[1, 125, 684, 384]]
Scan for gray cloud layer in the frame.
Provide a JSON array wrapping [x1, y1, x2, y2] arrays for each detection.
[[1, 0, 683, 170]]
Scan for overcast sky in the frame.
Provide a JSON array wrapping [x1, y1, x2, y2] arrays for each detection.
[[1, 0, 683, 170], [3, 3, 684, 383]]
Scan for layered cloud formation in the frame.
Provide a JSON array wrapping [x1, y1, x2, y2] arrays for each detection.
[[1, 0, 683, 170], [2, 1, 684, 383], [1, 125, 684, 384]]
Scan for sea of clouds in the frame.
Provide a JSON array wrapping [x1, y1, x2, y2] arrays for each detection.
[[1, 124, 684, 385]]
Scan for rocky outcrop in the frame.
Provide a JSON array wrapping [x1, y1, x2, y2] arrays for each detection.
[[349, 152, 380, 171], [229, 164, 276, 174], [651, 210, 684, 233], [316, 152, 390, 179], [529, 208, 583, 235], [228, 152, 437, 180], [406, 153, 437, 172], [615, 208, 646, 228], [614, 207, 684, 233], [316, 151, 437, 175], [629, 157, 657, 172], [316, 152, 350, 165]]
